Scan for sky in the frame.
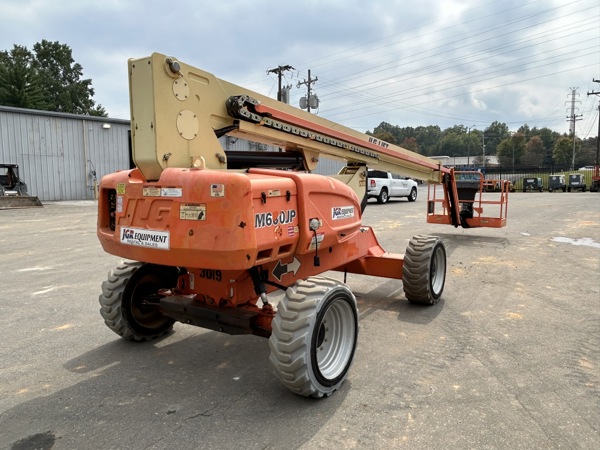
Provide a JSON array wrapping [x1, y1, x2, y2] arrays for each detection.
[[1, 0, 599, 138]]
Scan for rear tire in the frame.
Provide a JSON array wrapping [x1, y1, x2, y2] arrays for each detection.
[[269, 277, 358, 398], [99, 261, 177, 341], [377, 188, 389, 204], [402, 235, 446, 305]]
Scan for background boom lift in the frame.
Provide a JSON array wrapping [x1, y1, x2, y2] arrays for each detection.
[[97, 53, 508, 397]]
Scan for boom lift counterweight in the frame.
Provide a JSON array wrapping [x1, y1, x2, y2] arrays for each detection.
[[97, 53, 508, 397]]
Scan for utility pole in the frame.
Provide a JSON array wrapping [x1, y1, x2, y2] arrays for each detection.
[[566, 87, 583, 170], [298, 70, 319, 113], [467, 125, 475, 167], [267, 65, 295, 102], [587, 79, 600, 168], [482, 134, 486, 172]]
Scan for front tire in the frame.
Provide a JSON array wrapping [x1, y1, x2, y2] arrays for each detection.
[[269, 277, 359, 398], [407, 187, 417, 202], [402, 235, 446, 305], [99, 261, 178, 341]]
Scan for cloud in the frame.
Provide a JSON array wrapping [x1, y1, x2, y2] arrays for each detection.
[[0, 0, 598, 135]]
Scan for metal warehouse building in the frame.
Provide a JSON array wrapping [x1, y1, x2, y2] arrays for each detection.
[[0, 105, 342, 201], [0, 106, 130, 201]]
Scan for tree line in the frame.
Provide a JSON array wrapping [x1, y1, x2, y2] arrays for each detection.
[[0, 40, 106, 116], [367, 121, 597, 168]]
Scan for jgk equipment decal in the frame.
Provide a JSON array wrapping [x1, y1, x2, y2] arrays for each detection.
[[120, 227, 170, 250], [332, 206, 355, 220]]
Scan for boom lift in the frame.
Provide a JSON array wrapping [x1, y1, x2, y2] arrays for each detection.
[[97, 53, 508, 398]]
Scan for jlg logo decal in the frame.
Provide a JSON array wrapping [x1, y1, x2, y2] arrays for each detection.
[[255, 210, 297, 228]]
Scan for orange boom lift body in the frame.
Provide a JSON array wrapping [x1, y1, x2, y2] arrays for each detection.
[[97, 53, 508, 397]]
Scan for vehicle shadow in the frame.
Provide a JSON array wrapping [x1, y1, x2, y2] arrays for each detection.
[[431, 233, 510, 257], [2, 329, 348, 450], [351, 277, 444, 326]]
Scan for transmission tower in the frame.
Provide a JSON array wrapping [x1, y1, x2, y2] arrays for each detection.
[[566, 87, 583, 170]]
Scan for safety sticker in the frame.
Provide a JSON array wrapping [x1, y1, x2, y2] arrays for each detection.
[[120, 227, 170, 250], [268, 189, 281, 197], [143, 187, 161, 197], [332, 206, 355, 220], [116, 195, 123, 213], [308, 233, 324, 250], [211, 184, 225, 197], [161, 187, 182, 197], [116, 183, 126, 195], [180, 203, 206, 220]]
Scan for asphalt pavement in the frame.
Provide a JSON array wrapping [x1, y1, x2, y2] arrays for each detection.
[[0, 188, 598, 449]]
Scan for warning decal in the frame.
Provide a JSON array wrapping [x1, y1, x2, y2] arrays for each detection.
[[180, 203, 206, 220]]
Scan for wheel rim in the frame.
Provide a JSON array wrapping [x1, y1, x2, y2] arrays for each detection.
[[314, 296, 357, 383], [123, 267, 176, 334], [430, 244, 446, 297], [382, 191, 388, 202], [411, 189, 416, 200]]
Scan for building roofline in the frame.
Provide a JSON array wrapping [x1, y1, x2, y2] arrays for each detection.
[[0, 105, 130, 125]]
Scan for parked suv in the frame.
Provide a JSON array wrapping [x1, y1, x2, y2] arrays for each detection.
[[367, 170, 418, 204]]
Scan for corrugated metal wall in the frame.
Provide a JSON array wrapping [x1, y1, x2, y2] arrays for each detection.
[[0, 106, 130, 201]]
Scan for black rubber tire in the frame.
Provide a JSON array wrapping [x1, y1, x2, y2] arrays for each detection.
[[402, 235, 447, 305], [407, 187, 417, 202], [269, 277, 359, 398], [99, 261, 177, 341], [377, 188, 389, 204]]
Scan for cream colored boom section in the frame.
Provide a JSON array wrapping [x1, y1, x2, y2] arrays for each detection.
[[129, 53, 445, 182]]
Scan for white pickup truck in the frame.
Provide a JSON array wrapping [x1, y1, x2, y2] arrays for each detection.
[[367, 169, 418, 204]]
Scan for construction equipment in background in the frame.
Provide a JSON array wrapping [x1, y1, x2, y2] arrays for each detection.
[[591, 165, 600, 192], [96, 53, 509, 398], [0, 163, 43, 209]]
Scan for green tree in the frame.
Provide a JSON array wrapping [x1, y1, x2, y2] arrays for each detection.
[[553, 136, 581, 167], [440, 132, 463, 157], [483, 121, 509, 155], [496, 133, 525, 169], [521, 136, 545, 166], [400, 136, 419, 152], [579, 137, 598, 165], [369, 128, 396, 145], [530, 127, 561, 164], [0, 46, 45, 109], [0, 40, 106, 116], [414, 125, 441, 156]]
